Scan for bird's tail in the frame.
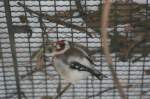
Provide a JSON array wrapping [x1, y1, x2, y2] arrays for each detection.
[[91, 70, 107, 80]]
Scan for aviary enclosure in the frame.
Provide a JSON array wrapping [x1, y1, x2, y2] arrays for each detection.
[[0, 0, 150, 99]]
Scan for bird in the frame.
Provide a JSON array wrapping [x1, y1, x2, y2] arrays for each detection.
[[51, 40, 106, 83]]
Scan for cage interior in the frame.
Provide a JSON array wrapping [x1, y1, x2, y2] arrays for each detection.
[[0, 0, 150, 99]]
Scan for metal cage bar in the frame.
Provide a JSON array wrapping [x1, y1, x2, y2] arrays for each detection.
[[0, 0, 150, 99]]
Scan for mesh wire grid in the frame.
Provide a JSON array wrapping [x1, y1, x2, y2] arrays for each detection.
[[0, 0, 150, 99]]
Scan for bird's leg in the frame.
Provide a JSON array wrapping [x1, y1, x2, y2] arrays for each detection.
[[54, 83, 72, 99]]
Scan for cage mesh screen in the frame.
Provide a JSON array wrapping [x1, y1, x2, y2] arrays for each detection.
[[0, 0, 150, 99]]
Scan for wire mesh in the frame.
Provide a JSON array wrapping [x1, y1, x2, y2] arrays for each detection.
[[0, 0, 150, 99]]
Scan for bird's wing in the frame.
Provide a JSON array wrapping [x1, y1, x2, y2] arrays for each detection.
[[69, 61, 107, 80], [68, 41, 91, 55], [68, 41, 98, 65]]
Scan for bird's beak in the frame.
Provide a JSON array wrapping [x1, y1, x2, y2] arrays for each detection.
[[49, 41, 56, 47], [46, 41, 57, 52]]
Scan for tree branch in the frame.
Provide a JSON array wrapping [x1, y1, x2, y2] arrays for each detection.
[[100, 0, 127, 99]]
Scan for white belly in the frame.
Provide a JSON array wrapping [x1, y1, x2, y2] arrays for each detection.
[[53, 57, 91, 83], [63, 68, 90, 83]]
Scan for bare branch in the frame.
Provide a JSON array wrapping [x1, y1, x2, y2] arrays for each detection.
[[17, 2, 93, 37], [100, 0, 127, 99]]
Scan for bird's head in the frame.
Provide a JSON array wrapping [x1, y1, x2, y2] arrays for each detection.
[[52, 40, 70, 52], [55, 40, 65, 51]]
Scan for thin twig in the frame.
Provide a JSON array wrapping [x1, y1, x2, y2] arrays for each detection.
[[75, 0, 96, 36], [100, 0, 127, 99], [88, 84, 132, 98], [54, 83, 72, 99], [139, 89, 150, 99], [17, 2, 93, 37], [1, 91, 28, 99], [20, 64, 52, 79], [56, 77, 62, 96]]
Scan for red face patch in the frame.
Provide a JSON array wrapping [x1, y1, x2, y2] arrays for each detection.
[[56, 40, 65, 51], [56, 40, 65, 46]]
